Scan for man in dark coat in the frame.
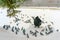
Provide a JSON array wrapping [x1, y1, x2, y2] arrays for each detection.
[[34, 16, 42, 28]]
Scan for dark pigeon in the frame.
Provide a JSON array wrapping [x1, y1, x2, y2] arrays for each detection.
[[22, 29, 26, 35], [27, 34, 29, 38], [11, 26, 14, 32], [30, 30, 34, 34], [33, 32, 37, 37], [14, 17, 20, 23], [16, 23, 19, 26], [3, 25, 10, 30], [35, 30, 39, 33], [21, 27, 23, 30], [45, 30, 53, 35], [3, 25, 5, 29], [34, 16, 42, 28], [32, 16, 35, 20], [40, 32, 44, 35], [45, 26, 53, 35], [15, 27, 20, 34], [56, 29, 59, 32]]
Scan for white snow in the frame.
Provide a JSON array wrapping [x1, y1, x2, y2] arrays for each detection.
[[0, 8, 60, 30], [0, 7, 60, 40]]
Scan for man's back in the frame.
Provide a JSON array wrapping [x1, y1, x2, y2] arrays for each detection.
[[34, 16, 42, 28]]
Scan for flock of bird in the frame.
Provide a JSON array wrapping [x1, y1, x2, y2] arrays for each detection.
[[1, 14, 55, 38]]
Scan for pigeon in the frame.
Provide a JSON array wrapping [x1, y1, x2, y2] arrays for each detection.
[[56, 29, 59, 32], [15, 27, 20, 34], [16, 23, 19, 26], [35, 30, 39, 33], [11, 26, 14, 32], [24, 20, 31, 23], [45, 26, 53, 35], [40, 32, 44, 35], [33, 32, 37, 37], [45, 30, 53, 35], [3, 25, 5, 29], [34, 16, 42, 28], [26, 34, 29, 38], [22, 29, 26, 35], [3, 25, 10, 30], [14, 17, 20, 23], [30, 30, 34, 34], [15, 27, 20, 32]]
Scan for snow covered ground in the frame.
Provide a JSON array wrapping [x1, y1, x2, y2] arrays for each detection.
[[0, 27, 59, 40], [0, 7, 60, 40]]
